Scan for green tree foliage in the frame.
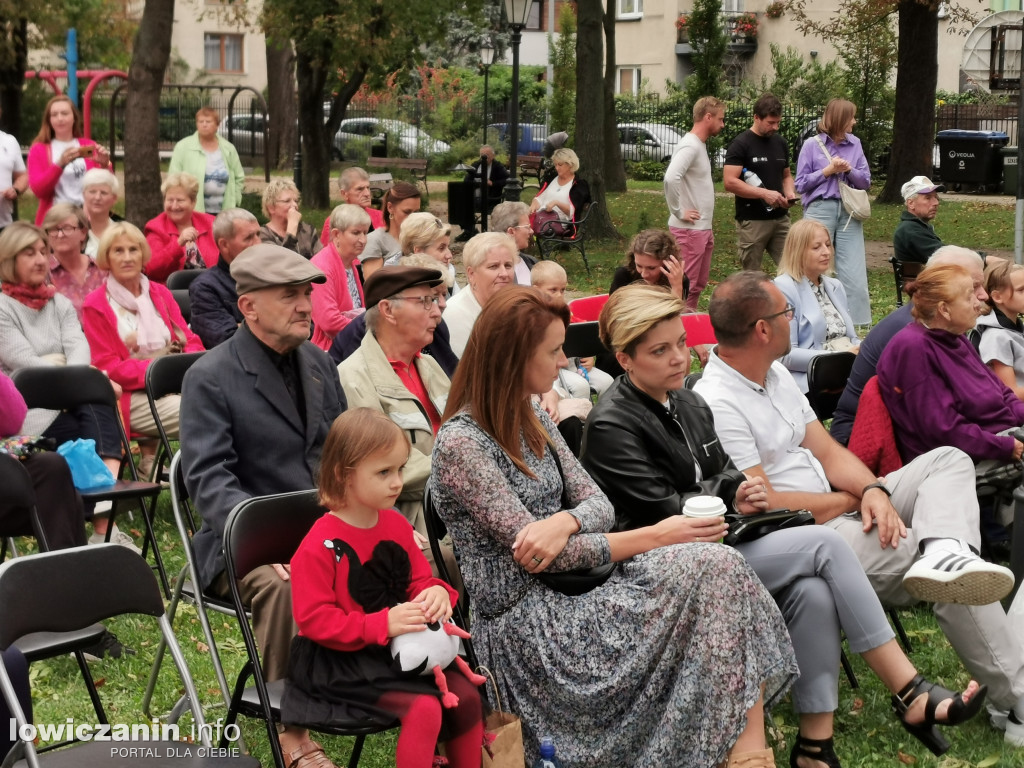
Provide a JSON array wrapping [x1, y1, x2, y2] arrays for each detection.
[[548, 2, 577, 138], [261, 0, 484, 207], [684, 0, 728, 110]]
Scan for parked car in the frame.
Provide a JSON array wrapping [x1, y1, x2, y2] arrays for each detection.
[[618, 123, 686, 163], [223, 114, 267, 157], [332, 118, 449, 161], [487, 123, 550, 158]]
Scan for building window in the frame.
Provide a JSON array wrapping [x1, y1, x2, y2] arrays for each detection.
[[721, 0, 742, 12], [204, 33, 244, 73], [617, 0, 643, 19], [617, 67, 642, 94], [526, 0, 543, 30]]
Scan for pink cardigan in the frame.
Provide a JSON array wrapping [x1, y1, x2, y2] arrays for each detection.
[[82, 281, 204, 434], [143, 211, 218, 284], [27, 139, 109, 224], [310, 243, 364, 350]]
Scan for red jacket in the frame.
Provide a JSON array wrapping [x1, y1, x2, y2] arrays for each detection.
[[143, 211, 218, 284], [81, 281, 204, 434], [27, 139, 109, 224]]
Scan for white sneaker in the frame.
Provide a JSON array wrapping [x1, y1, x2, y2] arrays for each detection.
[[903, 549, 1014, 605], [89, 525, 143, 556]]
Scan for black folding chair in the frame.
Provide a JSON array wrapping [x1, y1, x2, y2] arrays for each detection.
[[806, 352, 857, 423], [890, 257, 924, 308], [422, 487, 475, 658], [0, 544, 259, 767], [166, 269, 205, 290], [171, 289, 192, 324], [562, 321, 605, 360], [11, 366, 169, 596], [222, 491, 400, 768], [145, 352, 205, 479], [142, 452, 240, 727]]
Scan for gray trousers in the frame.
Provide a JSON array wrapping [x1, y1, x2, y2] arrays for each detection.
[[825, 446, 1024, 710], [737, 525, 894, 713]]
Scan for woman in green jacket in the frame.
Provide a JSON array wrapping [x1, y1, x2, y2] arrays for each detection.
[[168, 107, 245, 214]]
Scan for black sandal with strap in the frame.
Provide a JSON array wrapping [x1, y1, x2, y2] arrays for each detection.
[[789, 735, 841, 768], [891, 674, 987, 756]]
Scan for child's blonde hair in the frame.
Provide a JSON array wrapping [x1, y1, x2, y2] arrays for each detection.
[[318, 409, 410, 508], [530, 260, 566, 288]]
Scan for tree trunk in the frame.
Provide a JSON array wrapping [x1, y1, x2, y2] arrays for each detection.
[[602, 1, 626, 192], [296, 49, 331, 208], [124, 0, 175, 226], [575, 0, 619, 240], [265, 37, 296, 171], [878, 0, 938, 203], [0, 17, 27, 138]]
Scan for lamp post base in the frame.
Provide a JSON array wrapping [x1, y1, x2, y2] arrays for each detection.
[[503, 177, 524, 202]]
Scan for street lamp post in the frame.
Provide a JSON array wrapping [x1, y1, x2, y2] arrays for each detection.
[[503, 0, 532, 202], [481, 41, 495, 146]]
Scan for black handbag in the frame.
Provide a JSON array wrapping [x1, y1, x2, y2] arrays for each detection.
[[534, 447, 617, 596], [724, 507, 815, 546]]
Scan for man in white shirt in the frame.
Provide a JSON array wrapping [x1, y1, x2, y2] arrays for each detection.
[[694, 270, 1024, 744], [0, 111, 27, 231], [664, 96, 724, 310]]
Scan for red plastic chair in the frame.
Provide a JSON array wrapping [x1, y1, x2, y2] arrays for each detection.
[[680, 313, 717, 347], [567, 294, 609, 323]]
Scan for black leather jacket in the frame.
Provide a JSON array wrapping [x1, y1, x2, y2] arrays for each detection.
[[580, 375, 745, 531]]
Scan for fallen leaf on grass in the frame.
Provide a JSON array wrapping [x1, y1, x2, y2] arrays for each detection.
[[897, 750, 916, 764], [195, 641, 209, 653], [976, 756, 1001, 767]]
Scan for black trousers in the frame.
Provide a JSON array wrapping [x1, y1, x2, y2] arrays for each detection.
[[0, 647, 31, 760], [0, 453, 86, 551]]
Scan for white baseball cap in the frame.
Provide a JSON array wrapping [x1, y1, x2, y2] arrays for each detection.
[[901, 175, 945, 200]]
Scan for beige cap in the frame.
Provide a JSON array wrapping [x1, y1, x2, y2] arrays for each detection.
[[901, 176, 945, 200], [230, 243, 326, 295]]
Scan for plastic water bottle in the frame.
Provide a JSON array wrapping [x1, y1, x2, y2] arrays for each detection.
[[741, 167, 772, 211], [532, 737, 564, 768]]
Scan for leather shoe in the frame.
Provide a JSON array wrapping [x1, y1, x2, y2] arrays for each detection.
[[285, 740, 340, 768]]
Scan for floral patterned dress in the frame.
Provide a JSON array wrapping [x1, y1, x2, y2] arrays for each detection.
[[429, 409, 798, 767]]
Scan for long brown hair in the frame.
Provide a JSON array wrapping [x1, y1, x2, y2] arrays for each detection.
[[443, 286, 570, 476], [35, 95, 84, 144]]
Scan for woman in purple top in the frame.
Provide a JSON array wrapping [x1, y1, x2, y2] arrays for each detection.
[[877, 264, 1024, 464], [796, 99, 872, 327]]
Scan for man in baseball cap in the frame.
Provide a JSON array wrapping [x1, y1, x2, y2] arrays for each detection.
[[894, 175, 947, 265], [181, 242, 347, 768]]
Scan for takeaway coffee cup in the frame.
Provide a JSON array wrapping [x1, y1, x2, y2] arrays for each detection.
[[683, 495, 727, 542]]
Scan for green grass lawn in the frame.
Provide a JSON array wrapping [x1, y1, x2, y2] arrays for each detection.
[[20, 185, 1024, 767]]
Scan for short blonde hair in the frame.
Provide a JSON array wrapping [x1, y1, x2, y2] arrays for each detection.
[[161, 172, 200, 202], [778, 218, 831, 282], [399, 212, 450, 254], [551, 148, 580, 173], [463, 231, 517, 270], [95, 222, 151, 270], [599, 283, 684, 357], [0, 222, 47, 284], [530, 260, 566, 288], [82, 168, 120, 198], [262, 178, 301, 217], [329, 203, 372, 232]]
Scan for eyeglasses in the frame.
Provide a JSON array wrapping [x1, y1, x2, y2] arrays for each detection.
[[389, 294, 441, 309], [433, 218, 443, 229], [46, 225, 82, 237], [750, 303, 795, 326], [510, 225, 532, 231]]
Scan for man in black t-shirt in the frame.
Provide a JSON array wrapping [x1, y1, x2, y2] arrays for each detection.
[[723, 93, 797, 271]]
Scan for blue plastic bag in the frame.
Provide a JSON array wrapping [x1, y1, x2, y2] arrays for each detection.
[[56, 438, 116, 490]]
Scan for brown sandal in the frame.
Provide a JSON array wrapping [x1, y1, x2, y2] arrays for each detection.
[[286, 740, 341, 768], [727, 747, 776, 768]]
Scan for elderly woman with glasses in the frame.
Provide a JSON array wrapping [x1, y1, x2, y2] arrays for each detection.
[[259, 178, 322, 260], [489, 201, 536, 285], [42, 203, 104, 320], [0, 221, 137, 549], [83, 222, 204, 478], [774, 218, 860, 393]]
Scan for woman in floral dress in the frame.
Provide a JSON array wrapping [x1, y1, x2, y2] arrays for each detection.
[[429, 286, 798, 768]]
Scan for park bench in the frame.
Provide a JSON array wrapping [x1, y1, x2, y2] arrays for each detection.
[[366, 157, 428, 196]]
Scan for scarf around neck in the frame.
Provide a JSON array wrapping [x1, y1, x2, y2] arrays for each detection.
[[2, 281, 56, 311], [104, 274, 170, 354]]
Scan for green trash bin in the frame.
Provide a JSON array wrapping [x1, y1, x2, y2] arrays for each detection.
[[1003, 146, 1018, 195]]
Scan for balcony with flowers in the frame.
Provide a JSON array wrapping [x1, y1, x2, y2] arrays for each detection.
[[675, 11, 758, 56]]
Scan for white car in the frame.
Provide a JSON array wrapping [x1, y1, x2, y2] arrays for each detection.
[[618, 123, 686, 162], [332, 118, 450, 160]]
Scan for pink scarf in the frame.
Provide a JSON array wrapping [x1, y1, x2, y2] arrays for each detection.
[[104, 274, 170, 354], [1, 282, 56, 311]]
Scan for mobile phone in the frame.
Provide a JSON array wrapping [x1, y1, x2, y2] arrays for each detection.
[[787, 197, 799, 205], [79, 145, 95, 157]]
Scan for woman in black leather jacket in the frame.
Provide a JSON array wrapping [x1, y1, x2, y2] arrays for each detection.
[[579, 284, 985, 768]]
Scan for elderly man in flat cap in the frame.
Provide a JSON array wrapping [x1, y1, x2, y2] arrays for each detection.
[[337, 265, 464, 597], [181, 243, 347, 768]]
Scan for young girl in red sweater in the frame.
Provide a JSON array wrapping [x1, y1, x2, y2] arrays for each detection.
[[284, 408, 482, 768]]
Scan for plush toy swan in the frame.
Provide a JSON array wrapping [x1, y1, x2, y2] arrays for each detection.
[[390, 620, 487, 707]]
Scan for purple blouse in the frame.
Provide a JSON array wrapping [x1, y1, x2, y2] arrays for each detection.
[[795, 133, 871, 207], [48, 255, 106, 322]]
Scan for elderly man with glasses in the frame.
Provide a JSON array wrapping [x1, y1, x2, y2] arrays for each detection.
[[336, 265, 464, 598]]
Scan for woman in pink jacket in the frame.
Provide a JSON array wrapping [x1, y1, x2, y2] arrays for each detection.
[[310, 203, 369, 350], [27, 95, 111, 224], [82, 222, 204, 478], [143, 172, 218, 283]]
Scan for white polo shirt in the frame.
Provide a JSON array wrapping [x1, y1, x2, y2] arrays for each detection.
[[694, 350, 830, 493]]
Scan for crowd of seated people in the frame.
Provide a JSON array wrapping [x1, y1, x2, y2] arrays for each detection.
[[10, 118, 1024, 768]]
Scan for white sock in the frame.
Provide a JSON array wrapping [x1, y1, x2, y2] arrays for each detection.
[[921, 538, 968, 556]]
